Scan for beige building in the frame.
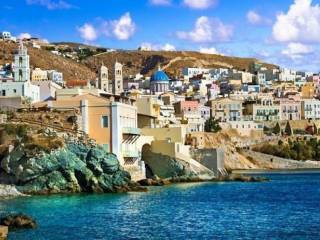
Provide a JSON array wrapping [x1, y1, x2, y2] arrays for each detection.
[[209, 98, 243, 122], [48, 93, 145, 180], [244, 97, 281, 122]]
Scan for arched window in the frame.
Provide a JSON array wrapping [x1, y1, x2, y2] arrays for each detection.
[[19, 57, 23, 67], [19, 69, 23, 81]]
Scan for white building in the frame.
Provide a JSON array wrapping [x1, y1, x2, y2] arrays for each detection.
[[256, 72, 266, 85], [182, 67, 210, 80], [1, 32, 16, 42], [0, 81, 40, 102], [47, 70, 64, 85], [302, 99, 320, 120], [111, 101, 145, 180], [279, 68, 297, 82], [32, 81, 62, 101]]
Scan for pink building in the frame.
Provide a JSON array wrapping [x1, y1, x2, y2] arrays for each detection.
[[174, 100, 199, 117]]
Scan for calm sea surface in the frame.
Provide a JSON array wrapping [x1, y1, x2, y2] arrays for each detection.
[[3, 171, 320, 240]]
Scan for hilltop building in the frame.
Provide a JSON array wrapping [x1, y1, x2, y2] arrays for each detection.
[[0, 42, 39, 103]]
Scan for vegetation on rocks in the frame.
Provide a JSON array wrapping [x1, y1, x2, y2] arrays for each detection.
[[253, 138, 320, 161], [204, 117, 222, 133]]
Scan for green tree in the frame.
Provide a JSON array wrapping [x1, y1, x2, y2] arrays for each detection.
[[285, 121, 293, 136], [204, 117, 221, 133], [273, 122, 281, 135]]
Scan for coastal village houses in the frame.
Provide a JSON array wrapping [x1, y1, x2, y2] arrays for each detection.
[[3, 40, 320, 181]]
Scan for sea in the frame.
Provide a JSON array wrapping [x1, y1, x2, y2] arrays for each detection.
[[3, 171, 320, 240]]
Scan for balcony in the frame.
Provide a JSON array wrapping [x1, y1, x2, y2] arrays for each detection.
[[122, 127, 141, 135], [122, 150, 140, 158]]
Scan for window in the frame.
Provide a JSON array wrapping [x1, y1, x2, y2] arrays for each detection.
[[13, 89, 16, 93], [101, 116, 109, 128], [1, 90, 5, 96]]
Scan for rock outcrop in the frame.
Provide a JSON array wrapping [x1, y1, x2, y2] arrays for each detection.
[[0, 185, 25, 198], [0, 143, 145, 194], [1, 214, 37, 229]]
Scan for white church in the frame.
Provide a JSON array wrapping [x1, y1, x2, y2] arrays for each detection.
[[0, 42, 40, 103]]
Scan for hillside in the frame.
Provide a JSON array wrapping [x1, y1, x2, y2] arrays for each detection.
[[84, 50, 278, 78], [0, 41, 95, 82], [0, 41, 278, 83]]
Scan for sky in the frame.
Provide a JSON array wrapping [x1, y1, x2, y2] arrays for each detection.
[[1, 0, 320, 72]]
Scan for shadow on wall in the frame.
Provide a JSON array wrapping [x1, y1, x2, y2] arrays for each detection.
[[141, 143, 186, 179]]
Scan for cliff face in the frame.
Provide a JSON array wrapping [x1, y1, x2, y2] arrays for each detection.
[[0, 143, 143, 194]]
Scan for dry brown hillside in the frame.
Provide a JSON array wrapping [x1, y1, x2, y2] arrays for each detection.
[[84, 50, 278, 78], [0, 41, 95, 82]]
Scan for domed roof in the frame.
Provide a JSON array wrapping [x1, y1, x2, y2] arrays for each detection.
[[150, 68, 170, 82]]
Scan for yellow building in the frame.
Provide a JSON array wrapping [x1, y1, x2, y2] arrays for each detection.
[[31, 68, 48, 81], [136, 95, 161, 128], [301, 83, 315, 99]]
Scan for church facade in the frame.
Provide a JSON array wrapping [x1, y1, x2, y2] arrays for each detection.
[[0, 42, 40, 103]]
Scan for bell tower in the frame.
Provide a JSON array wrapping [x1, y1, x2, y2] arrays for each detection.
[[98, 63, 109, 92], [14, 41, 30, 82], [113, 61, 123, 95]]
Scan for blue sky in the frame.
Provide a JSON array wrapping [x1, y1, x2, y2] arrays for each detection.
[[1, 0, 320, 72]]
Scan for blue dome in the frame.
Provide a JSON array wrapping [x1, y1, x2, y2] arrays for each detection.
[[151, 70, 170, 82]]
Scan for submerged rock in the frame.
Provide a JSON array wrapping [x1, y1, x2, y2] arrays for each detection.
[[0, 226, 8, 240], [0, 143, 146, 194], [1, 214, 37, 230], [220, 174, 270, 182]]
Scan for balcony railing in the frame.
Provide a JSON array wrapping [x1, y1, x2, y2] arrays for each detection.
[[122, 127, 141, 135], [122, 150, 140, 158]]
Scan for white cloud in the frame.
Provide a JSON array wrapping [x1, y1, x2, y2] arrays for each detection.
[[247, 11, 262, 25], [177, 16, 233, 43], [111, 12, 136, 40], [247, 10, 272, 25], [281, 42, 313, 59], [273, 0, 320, 43], [199, 47, 221, 55], [18, 33, 32, 39], [139, 42, 176, 51], [78, 23, 97, 42], [150, 0, 171, 6], [78, 13, 136, 42], [162, 43, 176, 51], [183, 0, 217, 9], [26, 0, 73, 10]]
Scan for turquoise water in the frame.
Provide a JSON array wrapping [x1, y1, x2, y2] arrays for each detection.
[[3, 172, 320, 240]]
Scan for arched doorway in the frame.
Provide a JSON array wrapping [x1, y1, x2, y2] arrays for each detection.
[[141, 144, 154, 178]]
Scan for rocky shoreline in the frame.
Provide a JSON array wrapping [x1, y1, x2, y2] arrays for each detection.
[[138, 174, 269, 187], [0, 141, 146, 195]]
